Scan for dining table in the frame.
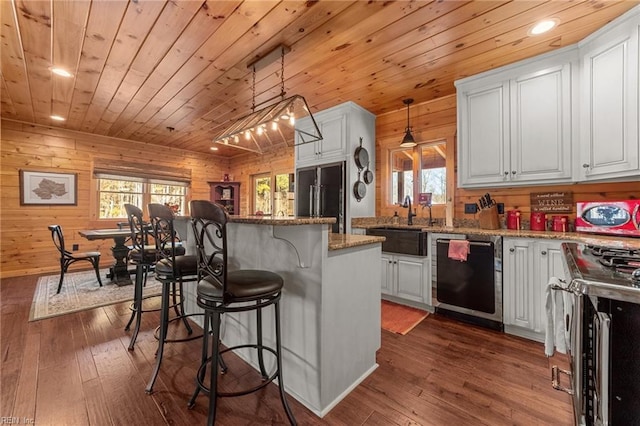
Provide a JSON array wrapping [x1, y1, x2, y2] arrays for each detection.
[[78, 228, 132, 286]]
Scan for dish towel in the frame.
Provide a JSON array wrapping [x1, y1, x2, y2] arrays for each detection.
[[544, 276, 568, 357], [448, 240, 470, 261]]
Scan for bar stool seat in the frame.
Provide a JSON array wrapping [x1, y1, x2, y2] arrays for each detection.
[[187, 199, 296, 426]]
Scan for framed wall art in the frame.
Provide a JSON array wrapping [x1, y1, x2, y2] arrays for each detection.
[[20, 170, 78, 205]]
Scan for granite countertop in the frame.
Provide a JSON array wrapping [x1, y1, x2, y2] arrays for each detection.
[[229, 216, 336, 225], [329, 233, 385, 251], [352, 223, 640, 250]]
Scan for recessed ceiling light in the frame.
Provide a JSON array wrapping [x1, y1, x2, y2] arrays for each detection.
[[530, 19, 559, 36], [210, 146, 218, 151], [50, 115, 65, 121], [51, 67, 73, 78]]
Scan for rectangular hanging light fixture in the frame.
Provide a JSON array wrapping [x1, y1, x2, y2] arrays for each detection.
[[211, 45, 322, 154]]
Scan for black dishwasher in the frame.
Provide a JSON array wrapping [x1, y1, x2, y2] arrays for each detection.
[[433, 235, 503, 331]]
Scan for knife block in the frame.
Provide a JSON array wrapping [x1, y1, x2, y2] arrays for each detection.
[[479, 205, 500, 230]]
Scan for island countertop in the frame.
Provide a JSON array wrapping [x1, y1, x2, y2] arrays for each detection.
[[229, 215, 336, 225], [329, 233, 385, 251]]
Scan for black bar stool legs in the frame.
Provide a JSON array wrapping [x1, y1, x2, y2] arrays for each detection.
[[188, 300, 296, 426], [126, 263, 146, 351]]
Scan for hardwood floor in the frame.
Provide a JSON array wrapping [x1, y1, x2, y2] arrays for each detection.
[[1, 273, 573, 425]]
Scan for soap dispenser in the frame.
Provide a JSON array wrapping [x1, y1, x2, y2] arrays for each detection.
[[392, 211, 399, 225]]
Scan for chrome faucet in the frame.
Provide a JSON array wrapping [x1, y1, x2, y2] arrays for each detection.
[[401, 195, 417, 225]]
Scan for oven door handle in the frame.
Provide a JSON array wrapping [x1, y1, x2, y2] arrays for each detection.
[[551, 365, 574, 395], [597, 313, 611, 425]]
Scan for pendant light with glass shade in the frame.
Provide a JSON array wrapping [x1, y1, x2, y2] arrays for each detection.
[[400, 98, 417, 148]]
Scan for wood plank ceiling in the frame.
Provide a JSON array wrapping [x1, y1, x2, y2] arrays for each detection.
[[1, 0, 638, 157]]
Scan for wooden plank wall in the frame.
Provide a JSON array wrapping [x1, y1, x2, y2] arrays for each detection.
[[0, 119, 228, 278]]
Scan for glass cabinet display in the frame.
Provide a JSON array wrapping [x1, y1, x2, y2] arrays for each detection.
[[209, 181, 240, 215]]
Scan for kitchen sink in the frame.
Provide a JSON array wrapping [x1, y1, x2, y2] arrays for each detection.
[[365, 227, 428, 256]]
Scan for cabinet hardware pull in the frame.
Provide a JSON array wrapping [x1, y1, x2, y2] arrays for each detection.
[[509, 248, 515, 252], [511, 170, 516, 174], [541, 251, 547, 255], [504, 171, 509, 175], [582, 163, 589, 168], [551, 365, 574, 395]]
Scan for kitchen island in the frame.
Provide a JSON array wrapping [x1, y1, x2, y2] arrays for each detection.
[[182, 216, 384, 417]]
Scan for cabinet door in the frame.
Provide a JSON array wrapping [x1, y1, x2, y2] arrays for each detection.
[[458, 82, 510, 187], [535, 241, 566, 333], [295, 110, 347, 166], [535, 241, 568, 335], [510, 64, 573, 183], [580, 21, 639, 180], [503, 239, 535, 329], [395, 255, 429, 304], [317, 112, 346, 161], [380, 253, 394, 295]]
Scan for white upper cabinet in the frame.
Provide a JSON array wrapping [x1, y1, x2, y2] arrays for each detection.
[[456, 49, 576, 188], [458, 81, 510, 186], [578, 11, 640, 181], [457, 5, 640, 187], [295, 108, 347, 166], [295, 101, 375, 168], [510, 64, 573, 183]]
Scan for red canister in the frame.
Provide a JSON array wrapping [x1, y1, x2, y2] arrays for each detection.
[[530, 212, 546, 231], [552, 215, 569, 232], [507, 210, 521, 230]]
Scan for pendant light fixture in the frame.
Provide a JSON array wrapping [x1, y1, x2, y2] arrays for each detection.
[[211, 44, 322, 154], [400, 98, 416, 148]]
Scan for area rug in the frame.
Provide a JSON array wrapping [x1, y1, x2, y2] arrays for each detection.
[[381, 300, 429, 335], [29, 269, 163, 321]]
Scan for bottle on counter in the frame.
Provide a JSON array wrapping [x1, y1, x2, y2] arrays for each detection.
[[392, 211, 400, 225]]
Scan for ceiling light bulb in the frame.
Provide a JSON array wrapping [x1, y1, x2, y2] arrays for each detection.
[[223, 139, 228, 145], [234, 135, 239, 143], [210, 146, 219, 151], [530, 19, 558, 35], [245, 130, 251, 140], [50, 115, 65, 121], [51, 67, 73, 78], [271, 121, 278, 131], [257, 126, 264, 135], [289, 116, 295, 126]]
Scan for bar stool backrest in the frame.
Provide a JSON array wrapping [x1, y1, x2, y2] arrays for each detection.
[[189, 200, 230, 303], [148, 203, 179, 271], [124, 203, 147, 252]]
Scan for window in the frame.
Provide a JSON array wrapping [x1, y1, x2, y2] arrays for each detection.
[[253, 174, 272, 215], [419, 142, 446, 204], [389, 140, 446, 205], [390, 148, 414, 205], [252, 173, 295, 216], [97, 176, 187, 219]]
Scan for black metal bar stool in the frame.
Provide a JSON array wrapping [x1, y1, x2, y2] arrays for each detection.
[[145, 203, 201, 394], [123, 203, 158, 351], [187, 200, 296, 426]]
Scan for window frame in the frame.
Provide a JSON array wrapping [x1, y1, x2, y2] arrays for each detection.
[[95, 174, 189, 220], [388, 139, 448, 207], [250, 172, 295, 217]]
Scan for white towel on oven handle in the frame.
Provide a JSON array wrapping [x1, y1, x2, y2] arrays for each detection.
[[544, 276, 568, 357]]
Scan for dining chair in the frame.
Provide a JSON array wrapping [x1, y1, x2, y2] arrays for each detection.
[[187, 200, 296, 425], [48, 225, 102, 294]]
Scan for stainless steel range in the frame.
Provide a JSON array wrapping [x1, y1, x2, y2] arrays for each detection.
[[554, 242, 640, 426]]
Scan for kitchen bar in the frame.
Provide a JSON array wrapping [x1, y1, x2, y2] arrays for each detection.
[[181, 216, 385, 417]]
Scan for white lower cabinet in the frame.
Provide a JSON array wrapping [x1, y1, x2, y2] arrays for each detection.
[[379, 252, 431, 306], [503, 238, 567, 342]]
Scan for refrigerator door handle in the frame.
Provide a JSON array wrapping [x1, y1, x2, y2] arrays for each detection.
[[318, 185, 324, 217], [309, 184, 316, 217]]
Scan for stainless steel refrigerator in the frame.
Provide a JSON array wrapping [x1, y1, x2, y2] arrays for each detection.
[[296, 161, 345, 234]]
